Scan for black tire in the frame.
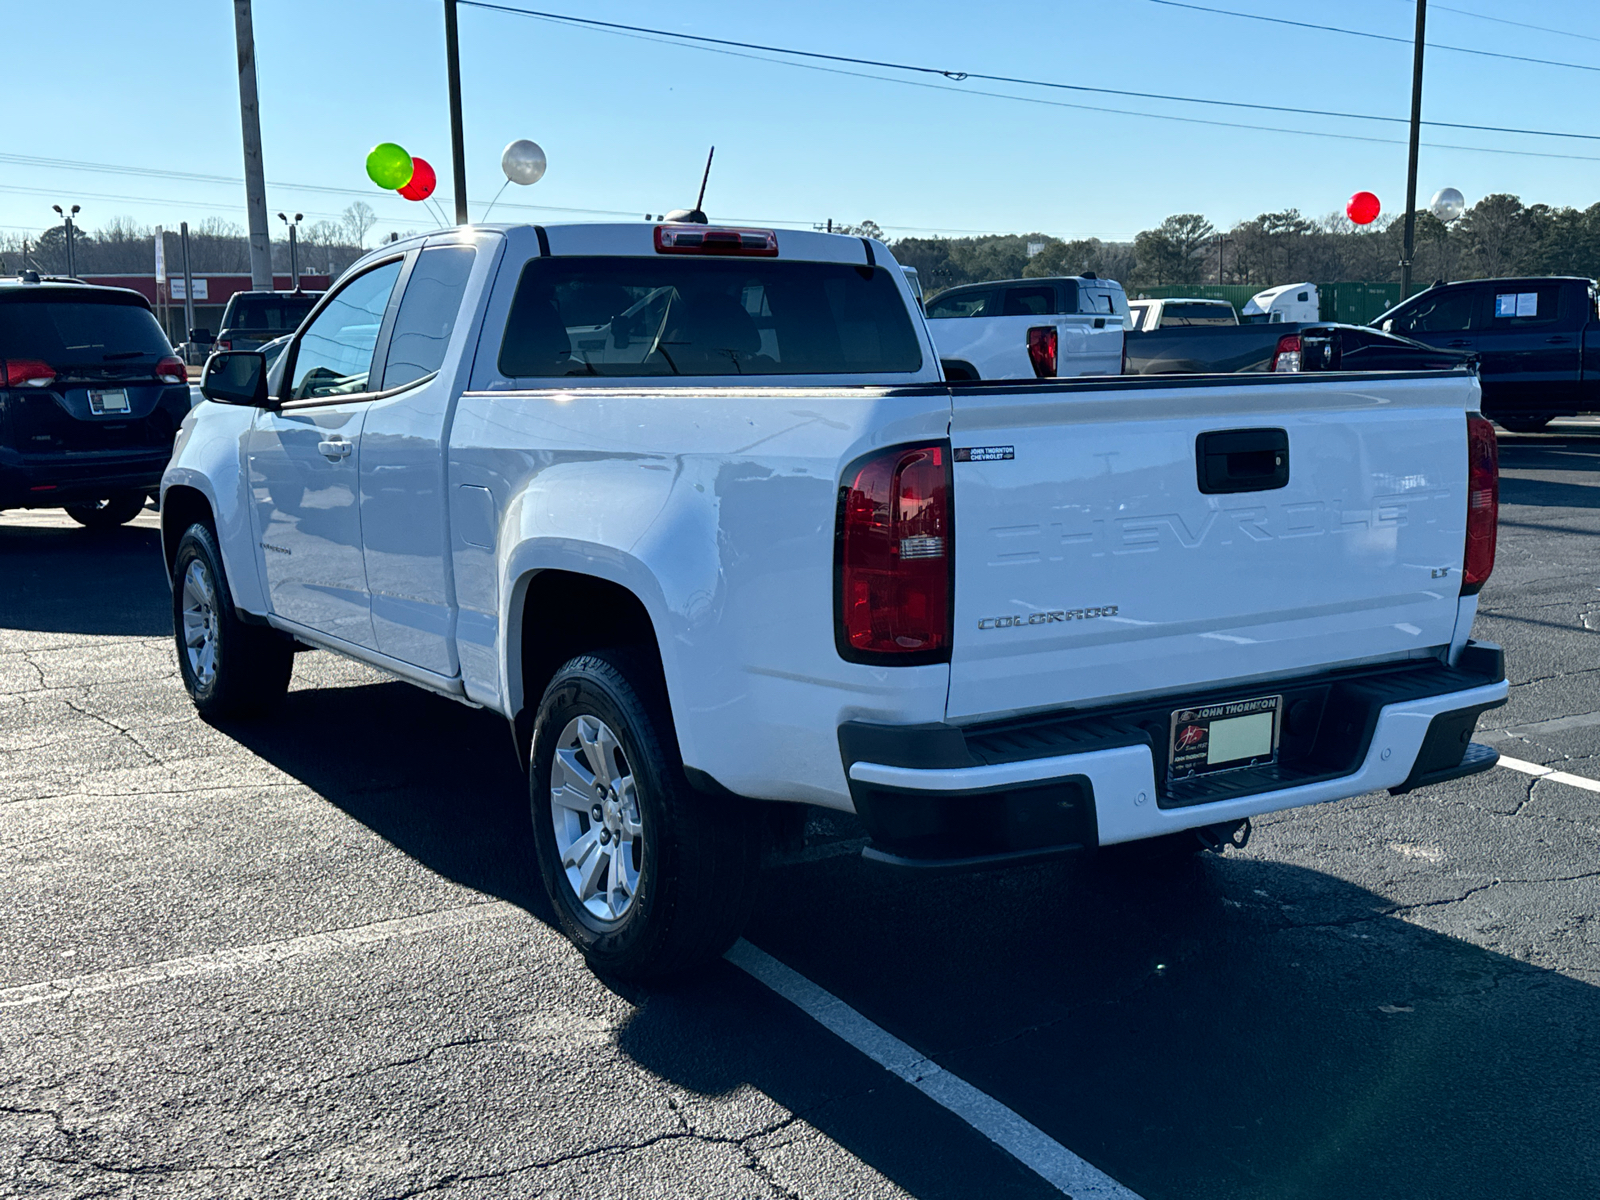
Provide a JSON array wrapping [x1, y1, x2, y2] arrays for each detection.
[[64, 492, 147, 529], [1493, 413, 1552, 433], [171, 522, 293, 719], [529, 650, 761, 981]]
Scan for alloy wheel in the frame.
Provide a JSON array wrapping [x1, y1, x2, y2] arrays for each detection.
[[549, 714, 644, 923]]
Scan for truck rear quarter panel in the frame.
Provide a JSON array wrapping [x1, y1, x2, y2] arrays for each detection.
[[448, 385, 952, 809]]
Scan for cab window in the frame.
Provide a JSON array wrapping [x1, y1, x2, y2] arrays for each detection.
[[1395, 287, 1475, 334], [924, 289, 992, 319], [287, 260, 403, 400]]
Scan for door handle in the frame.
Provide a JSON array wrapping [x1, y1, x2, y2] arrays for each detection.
[[317, 439, 352, 460], [1546, 337, 1573, 344], [1445, 340, 1472, 348], [1196, 428, 1289, 495]]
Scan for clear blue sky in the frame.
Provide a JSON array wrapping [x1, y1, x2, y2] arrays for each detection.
[[5, 0, 1599, 246]]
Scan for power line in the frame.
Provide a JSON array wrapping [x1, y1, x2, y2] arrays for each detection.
[[455, 1, 1600, 144], [1145, 0, 1600, 75], [1415, 1, 1600, 45]]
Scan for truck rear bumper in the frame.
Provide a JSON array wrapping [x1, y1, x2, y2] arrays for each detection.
[[841, 645, 1507, 868]]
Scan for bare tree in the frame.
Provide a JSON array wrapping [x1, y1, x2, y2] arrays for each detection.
[[342, 202, 378, 249]]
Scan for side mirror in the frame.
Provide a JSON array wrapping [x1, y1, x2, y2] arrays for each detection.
[[189, 327, 215, 345], [200, 351, 269, 407]]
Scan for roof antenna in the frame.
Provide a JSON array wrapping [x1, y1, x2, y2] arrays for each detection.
[[664, 146, 714, 224]]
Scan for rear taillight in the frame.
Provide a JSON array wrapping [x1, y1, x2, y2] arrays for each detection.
[[3, 359, 56, 388], [836, 443, 952, 663], [1027, 326, 1058, 378], [155, 356, 186, 384], [654, 225, 779, 256], [1462, 413, 1499, 595], [1270, 335, 1302, 373]]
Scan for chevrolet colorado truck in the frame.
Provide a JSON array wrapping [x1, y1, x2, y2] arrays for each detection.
[[162, 222, 1508, 979]]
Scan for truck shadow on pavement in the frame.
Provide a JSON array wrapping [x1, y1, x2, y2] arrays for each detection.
[[0, 518, 171, 637], [1497, 431, 1600, 511], [216, 672, 1600, 1200]]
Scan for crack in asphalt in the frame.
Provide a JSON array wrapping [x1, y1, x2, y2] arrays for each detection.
[[58, 700, 164, 767], [379, 1113, 809, 1198]]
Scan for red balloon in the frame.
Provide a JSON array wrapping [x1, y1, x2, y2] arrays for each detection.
[[1347, 191, 1381, 225], [398, 157, 437, 202]]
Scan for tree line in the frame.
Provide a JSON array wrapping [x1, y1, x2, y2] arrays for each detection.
[[886, 194, 1600, 296], [0, 202, 400, 279]]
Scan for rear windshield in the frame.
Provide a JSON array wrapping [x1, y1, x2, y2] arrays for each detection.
[[1160, 303, 1236, 327], [224, 294, 319, 332], [0, 295, 170, 364], [498, 257, 923, 378]]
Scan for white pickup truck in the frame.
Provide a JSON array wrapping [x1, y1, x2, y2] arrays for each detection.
[[924, 274, 1127, 379], [164, 222, 1507, 979]]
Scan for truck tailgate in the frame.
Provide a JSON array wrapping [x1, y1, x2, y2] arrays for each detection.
[[947, 374, 1475, 721]]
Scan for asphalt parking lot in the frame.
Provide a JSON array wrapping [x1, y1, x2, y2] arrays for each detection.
[[3, 424, 1599, 1200]]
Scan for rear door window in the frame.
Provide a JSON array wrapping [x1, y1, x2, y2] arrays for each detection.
[[380, 246, 477, 390], [1001, 287, 1055, 317], [1483, 283, 1566, 330], [497, 257, 923, 378], [924, 289, 992, 319], [0, 296, 170, 367]]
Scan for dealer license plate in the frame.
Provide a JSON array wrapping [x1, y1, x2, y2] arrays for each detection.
[[1168, 695, 1282, 781], [89, 389, 130, 414]]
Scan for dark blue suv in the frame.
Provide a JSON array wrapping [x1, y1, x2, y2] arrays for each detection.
[[0, 276, 190, 527]]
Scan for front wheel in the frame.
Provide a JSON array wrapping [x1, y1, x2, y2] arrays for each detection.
[[64, 492, 146, 529], [172, 522, 293, 719], [530, 651, 761, 980]]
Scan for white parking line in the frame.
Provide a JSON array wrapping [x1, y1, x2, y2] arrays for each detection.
[[727, 939, 1143, 1200], [1497, 754, 1600, 794], [0, 901, 520, 1008]]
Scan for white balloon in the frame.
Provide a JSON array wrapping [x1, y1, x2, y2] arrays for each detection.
[[501, 139, 547, 186], [1430, 187, 1465, 224]]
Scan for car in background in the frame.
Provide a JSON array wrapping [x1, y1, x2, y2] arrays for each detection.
[[1124, 319, 1472, 376], [213, 289, 322, 353], [925, 274, 1127, 379], [1372, 276, 1600, 432], [1127, 297, 1238, 331], [0, 274, 190, 527]]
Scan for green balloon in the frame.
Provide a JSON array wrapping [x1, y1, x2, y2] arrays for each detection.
[[366, 143, 413, 190]]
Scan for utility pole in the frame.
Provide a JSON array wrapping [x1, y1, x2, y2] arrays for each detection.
[[233, 0, 273, 291], [444, 0, 469, 225], [1400, 0, 1427, 298]]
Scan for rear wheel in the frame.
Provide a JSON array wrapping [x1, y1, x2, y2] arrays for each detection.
[[64, 492, 147, 529], [529, 650, 761, 980], [171, 522, 293, 719], [1494, 413, 1552, 433]]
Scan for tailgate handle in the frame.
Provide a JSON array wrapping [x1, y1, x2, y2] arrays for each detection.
[[1196, 428, 1289, 494]]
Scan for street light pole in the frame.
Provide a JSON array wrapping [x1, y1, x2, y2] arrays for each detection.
[[52, 204, 80, 278], [444, 0, 469, 225], [278, 212, 302, 286], [1401, 0, 1427, 298]]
